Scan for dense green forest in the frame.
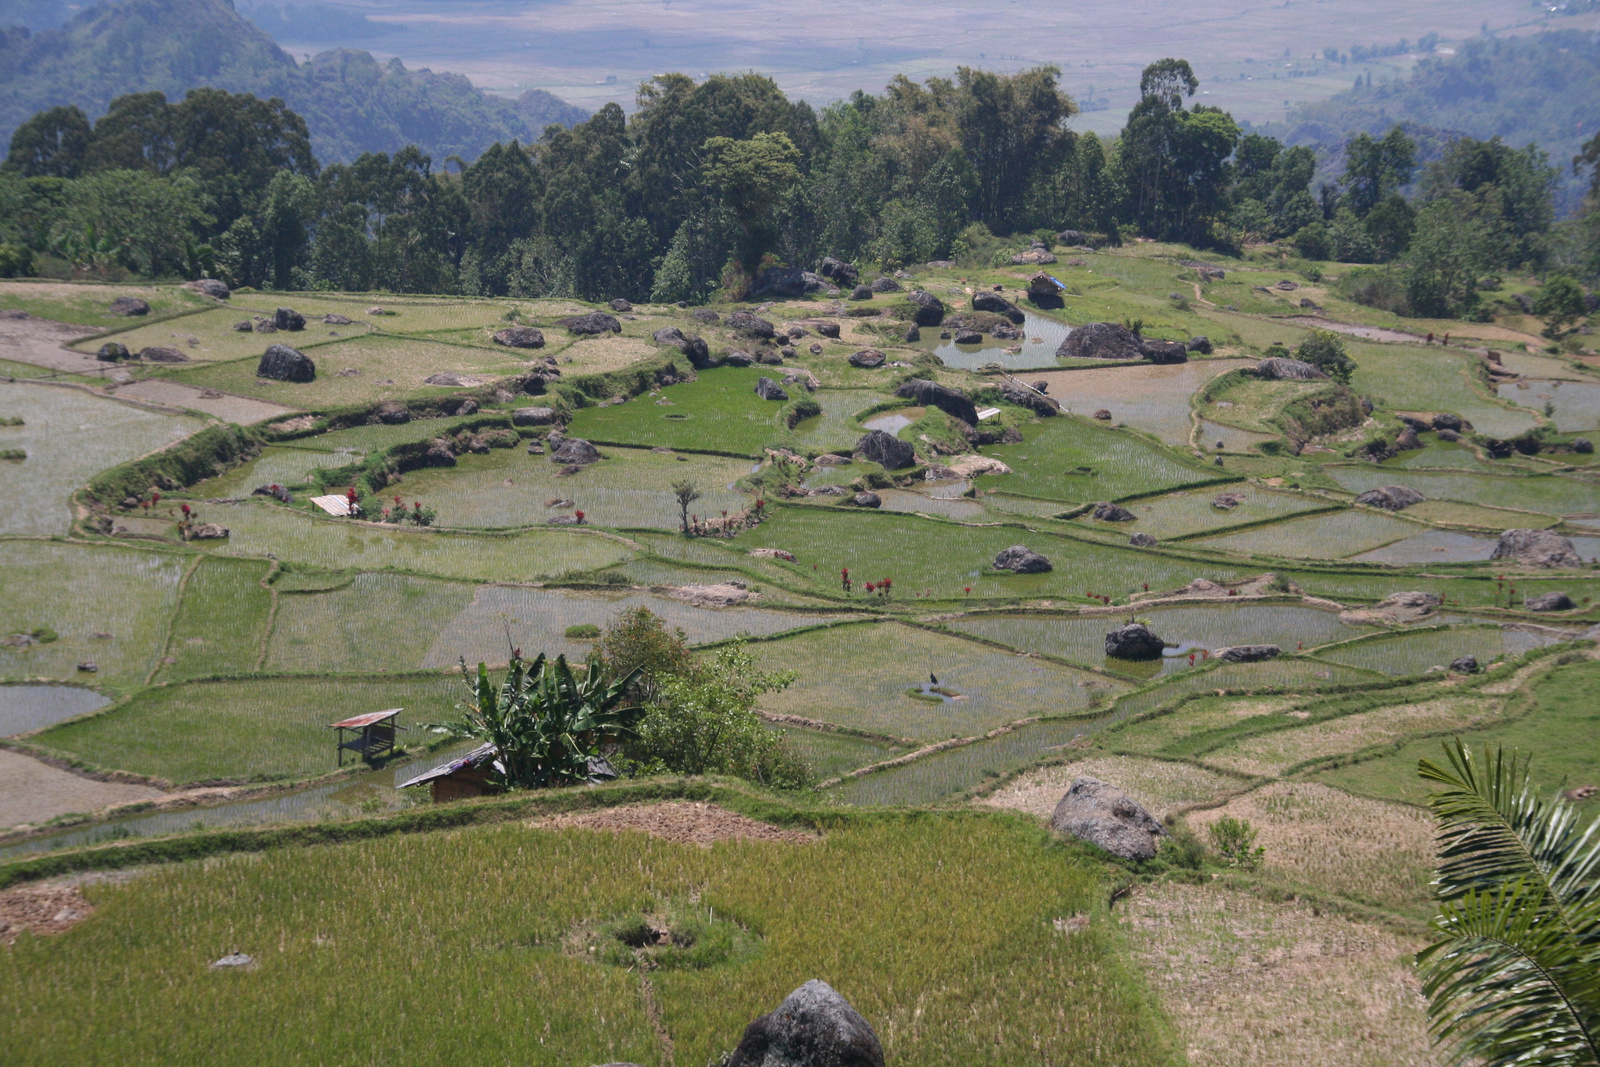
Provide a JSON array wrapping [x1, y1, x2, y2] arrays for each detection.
[[1276, 30, 1600, 213], [2, 54, 1597, 315], [0, 0, 587, 164]]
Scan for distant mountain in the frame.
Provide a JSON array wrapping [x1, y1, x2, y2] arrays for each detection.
[[0, 0, 589, 164], [1267, 30, 1600, 213]]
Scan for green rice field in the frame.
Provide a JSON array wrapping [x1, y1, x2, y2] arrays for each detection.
[[976, 415, 1230, 503], [1189, 508, 1422, 558]]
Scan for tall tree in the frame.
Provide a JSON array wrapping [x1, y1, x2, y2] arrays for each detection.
[[1341, 127, 1416, 217], [3, 104, 90, 178]]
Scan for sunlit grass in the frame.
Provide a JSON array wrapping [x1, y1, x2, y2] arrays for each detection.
[[156, 557, 273, 681]]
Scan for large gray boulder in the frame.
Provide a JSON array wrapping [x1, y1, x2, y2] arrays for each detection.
[[971, 291, 1025, 323], [999, 379, 1060, 416], [869, 276, 902, 293], [1355, 485, 1425, 511], [493, 326, 545, 348], [848, 349, 886, 368], [1057, 322, 1142, 361], [184, 278, 230, 299], [1217, 644, 1282, 663], [257, 344, 315, 382], [512, 407, 558, 426], [136, 345, 188, 363], [1491, 529, 1583, 569], [905, 289, 946, 326], [1050, 777, 1166, 860], [993, 545, 1052, 573], [755, 376, 789, 401], [895, 378, 977, 424], [728, 311, 777, 339], [756, 266, 828, 297], [1093, 502, 1136, 522], [551, 438, 601, 465], [109, 295, 149, 316], [1105, 623, 1164, 660], [1255, 357, 1327, 381], [850, 491, 881, 508], [1524, 591, 1575, 612], [726, 979, 884, 1067], [273, 307, 306, 331], [815, 322, 841, 339], [95, 342, 131, 362], [564, 311, 622, 335], [818, 257, 859, 288], [854, 429, 914, 469], [1140, 338, 1189, 364]]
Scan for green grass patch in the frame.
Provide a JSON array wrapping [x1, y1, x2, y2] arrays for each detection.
[[975, 416, 1231, 504], [567, 366, 804, 456], [1324, 466, 1600, 517], [155, 558, 273, 681], [1188, 508, 1420, 559]]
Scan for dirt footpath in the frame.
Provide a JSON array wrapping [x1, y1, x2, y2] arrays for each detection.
[[0, 312, 105, 374], [0, 749, 164, 831]]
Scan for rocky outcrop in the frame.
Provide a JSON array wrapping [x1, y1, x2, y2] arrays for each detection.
[[609, 298, 632, 312], [96, 342, 130, 361], [952, 328, 983, 345], [999, 379, 1059, 416], [323, 313, 352, 325], [1491, 529, 1583, 568], [896, 379, 978, 424], [1140, 338, 1189, 364], [1355, 485, 1425, 511], [1057, 322, 1142, 361], [1255, 357, 1327, 380], [993, 545, 1052, 573], [854, 429, 914, 469], [728, 311, 777, 339], [1217, 644, 1282, 663], [971, 291, 1025, 323], [848, 349, 886, 368], [849, 285, 875, 301], [512, 407, 558, 426], [755, 376, 789, 401], [109, 295, 149, 316], [726, 980, 884, 1067], [423, 371, 484, 387], [818, 257, 859, 288], [869, 276, 902, 293], [905, 290, 946, 326], [494, 326, 545, 348], [850, 491, 881, 508], [1129, 532, 1157, 547], [651, 326, 711, 366], [1432, 413, 1464, 431], [1093, 502, 1136, 522], [1010, 249, 1057, 265], [183, 278, 230, 299], [564, 312, 622, 335], [257, 344, 315, 382], [376, 401, 410, 424], [1105, 623, 1165, 660], [756, 266, 828, 297], [1050, 777, 1166, 860], [253, 319, 277, 333], [816, 322, 841, 339], [1525, 591, 1575, 612], [1450, 655, 1480, 673], [551, 438, 601, 465], [1186, 336, 1213, 354], [1394, 427, 1423, 451], [273, 307, 306, 331], [1338, 590, 1441, 626]]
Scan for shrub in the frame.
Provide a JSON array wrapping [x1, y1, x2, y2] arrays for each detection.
[[1336, 266, 1410, 315], [1162, 825, 1207, 870], [1292, 222, 1331, 261], [0, 242, 33, 278], [565, 624, 601, 639], [1208, 815, 1264, 869], [781, 395, 821, 429], [1294, 330, 1356, 383]]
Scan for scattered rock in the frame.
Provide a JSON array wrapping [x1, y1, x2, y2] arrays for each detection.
[[609, 298, 632, 312], [753, 266, 828, 297], [1057, 322, 1142, 361], [512, 407, 558, 427], [186, 523, 229, 540], [322, 313, 353, 325], [896, 378, 978, 424], [850, 491, 881, 508], [109, 296, 149, 316], [1010, 248, 1057, 265], [944, 455, 1012, 477], [1524, 591, 1575, 612], [993, 545, 1052, 573], [749, 548, 796, 561], [971, 291, 1025, 323], [1431, 413, 1463, 431], [951, 328, 982, 345], [273, 308, 306, 331], [903, 324, 921, 343], [423, 371, 483, 387], [726, 979, 884, 1067], [1211, 491, 1245, 510], [998, 379, 1059, 416], [1255, 357, 1327, 380], [131, 344, 187, 364], [869, 276, 901, 293], [690, 308, 721, 324], [1092, 502, 1135, 522], [1276, 279, 1299, 291], [1491, 529, 1583, 568], [494, 326, 545, 348], [1354, 485, 1425, 511], [854, 428, 914, 469], [849, 284, 875, 301], [210, 953, 255, 969], [1450, 655, 1480, 673], [232, 320, 253, 332], [1129, 532, 1157, 547], [1186, 336, 1213, 354], [252, 319, 278, 333], [1050, 777, 1165, 860], [1437, 428, 1462, 442], [1105, 623, 1165, 661], [755, 376, 789, 401], [848, 349, 886, 368], [184, 278, 230, 299], [1573, 438, 1594, 455], [76, 661, 98, 672], [1092, 409, 1112, 420], [1217, 644, 1282, 663], [551, 438, 601, 466], [1339, 590, 1441, 626], [905, 290, 945, 326], [257, 344, 315, 382], [252, 484, 291, 503], [95, 342, 131, 362], [1394, 427, 1423, 451], [564, 312, 622, 335], [371, 400, 408, 425], [816, 321, 841, 339], [725, 351, 755, 367], [1140, 338, 1189, 364], [728, 311, 777, 338]]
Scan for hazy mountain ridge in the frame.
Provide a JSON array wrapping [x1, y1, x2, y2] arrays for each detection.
[[0, 0, 588, 163]]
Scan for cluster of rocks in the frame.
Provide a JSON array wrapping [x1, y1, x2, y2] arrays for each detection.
[[1056, 321, 1204, 364], [95, 342, 188, 363]]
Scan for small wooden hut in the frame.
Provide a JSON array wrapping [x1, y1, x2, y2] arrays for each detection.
[[395, 743, 503, 803], [328, 709, 404, 766]]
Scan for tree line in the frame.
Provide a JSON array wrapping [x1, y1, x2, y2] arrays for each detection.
[[2, 58, 1596, 309]]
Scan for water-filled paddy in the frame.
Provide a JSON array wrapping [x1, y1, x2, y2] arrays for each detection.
[[930, 310, 1069, 370], [1190, 509, 1419, 559], [1325, 467, 1600, 516], [1351, 529, 1498, 564], [831, 718, 1091, 805], [0, 684, 110, 735], [950, 603, 1365, 675], [1315, 625, 1569, 676], [1498, 379, 1600, 433], [1196, 418, 1279, 452], [1026, 360, 1254, 446], [1096, 487, 1332, 540]]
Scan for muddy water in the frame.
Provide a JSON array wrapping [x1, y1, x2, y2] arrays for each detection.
[[861, 412, 914, 434], [0, 685, 110, 736], [1030, 360, 1255, 446], [931, 311, 1071, 370]]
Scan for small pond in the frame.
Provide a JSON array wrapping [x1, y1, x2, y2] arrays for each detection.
[[930, 310, 1071, 370], [0, 685, 110, 736], [861, 412, 914, 434]]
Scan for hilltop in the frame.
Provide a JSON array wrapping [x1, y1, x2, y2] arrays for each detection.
[[0, 0, 588, 163]]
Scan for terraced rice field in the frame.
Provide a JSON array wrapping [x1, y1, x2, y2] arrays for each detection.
[[833, 718, 1096, 805], [0, 684, 109, 736], [1030, 360, 1253, 445], [1313, 624, 1567, 677], [1091, 486, 1332, 540], [1498, 379, 1600, 432], [977, 415, 1228, 503], [1189, 508, 1421, 559], [1325, 466, 1600, 517]]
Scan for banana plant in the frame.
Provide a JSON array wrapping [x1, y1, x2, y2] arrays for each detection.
[[428, 652, 644, 789], [1416, 740, 1600, 1066]]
